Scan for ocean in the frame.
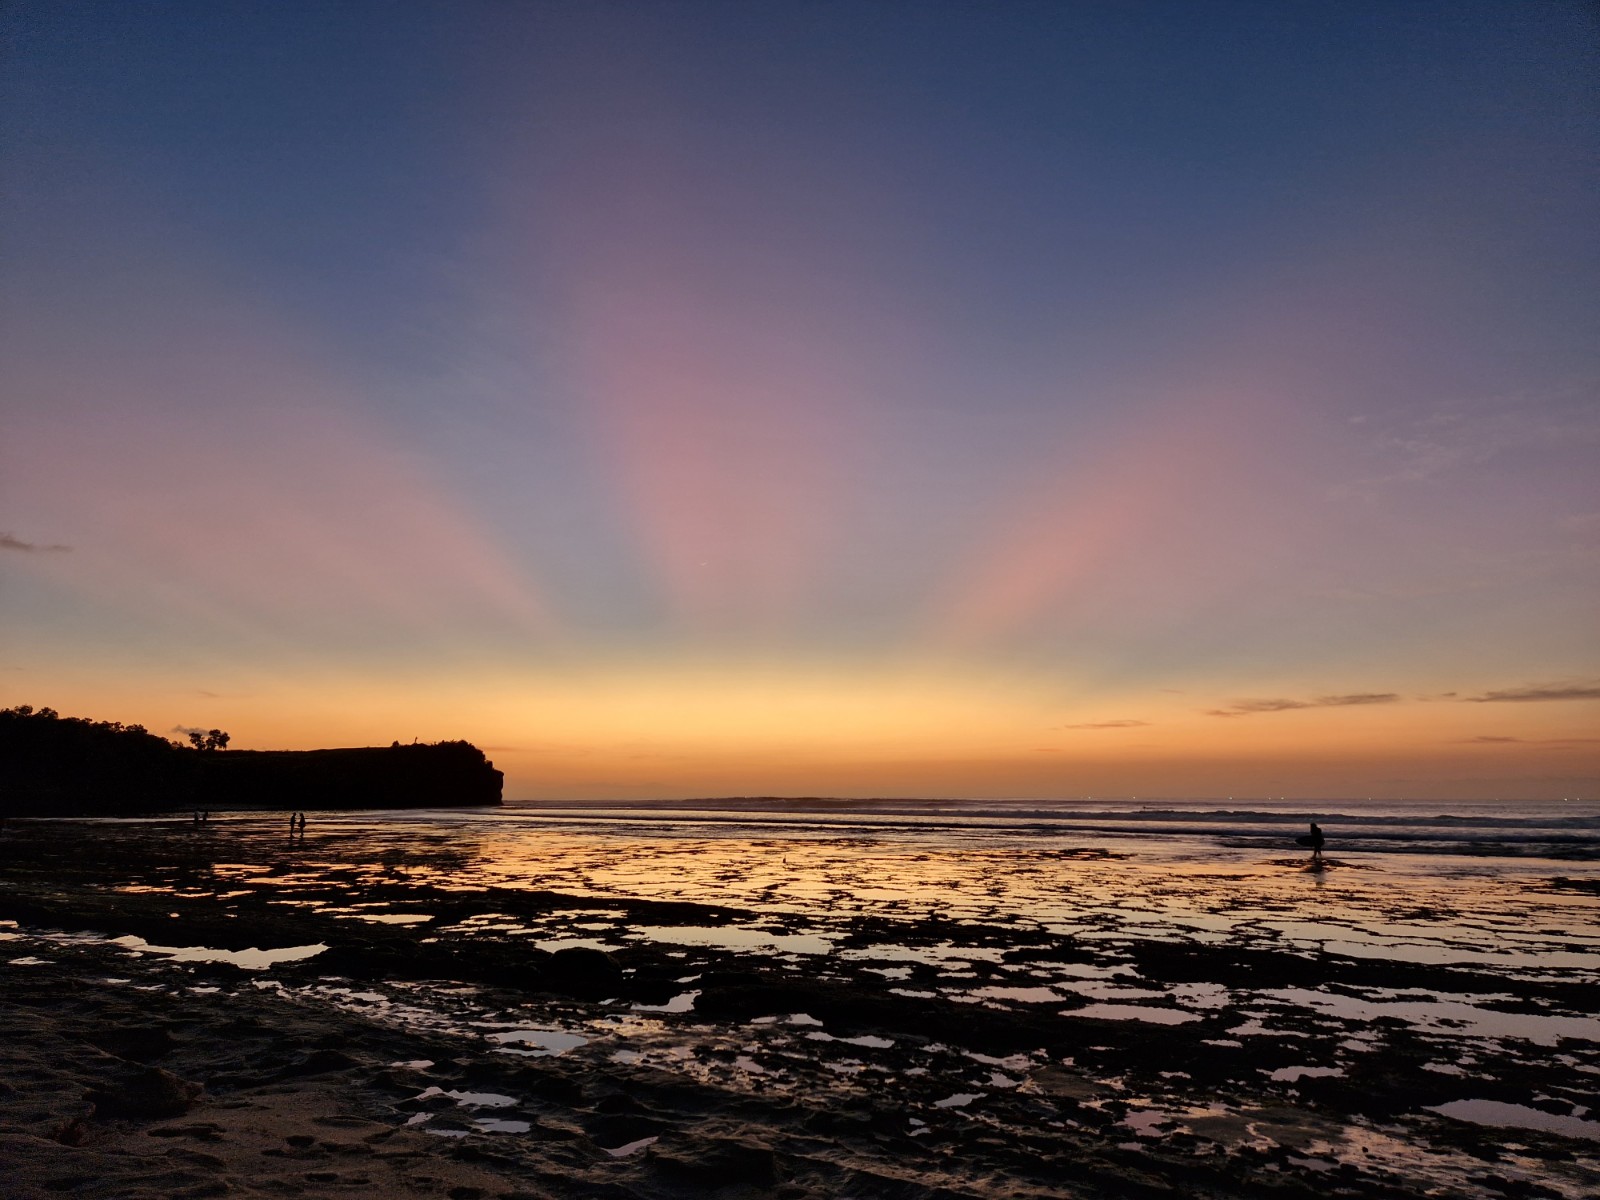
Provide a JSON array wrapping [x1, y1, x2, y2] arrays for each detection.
[[506, 795, 1600, 859]]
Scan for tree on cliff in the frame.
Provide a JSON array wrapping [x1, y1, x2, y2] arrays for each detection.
[[187, 728, 230, 751]]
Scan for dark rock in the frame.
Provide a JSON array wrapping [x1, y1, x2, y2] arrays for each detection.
[[693, 971, 795, 1021], [87, 1067, 202, 1119], [366, 1066, 436, 1093], [148, 1123, 224, 1141], [545, 946, 623, 999], [50, 1117, 89, 1146], [272, 1049, 359, 1079], [87, 1024, 179, 1062], [649, 1137, 777, 1188], [516, 1070, 584, 1105], [587, 1113, 667, 1149]]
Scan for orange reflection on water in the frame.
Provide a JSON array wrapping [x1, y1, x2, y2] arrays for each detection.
[[232, 810, 1600, 975]]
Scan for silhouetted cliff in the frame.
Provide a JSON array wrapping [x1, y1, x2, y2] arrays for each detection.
[[0, 707, 189, 815], [193, 742, 503, 811], [0, 707, 502, 817]]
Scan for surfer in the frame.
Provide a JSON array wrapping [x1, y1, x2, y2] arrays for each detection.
[[1307, 821, 1325, 861]]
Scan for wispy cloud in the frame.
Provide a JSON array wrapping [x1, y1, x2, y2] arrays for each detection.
[[1468, 682, 1600, 703], [1206, 693, 1398, 718], [1062, 719, 1150, 730], [1459, 734, 1600, 745], [1, 532, 70, 553], [1331, 381, 1600, 503]]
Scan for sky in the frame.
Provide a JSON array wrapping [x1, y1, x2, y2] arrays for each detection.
[[2, 1, 1596, 801]]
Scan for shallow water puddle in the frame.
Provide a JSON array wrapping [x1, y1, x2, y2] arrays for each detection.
[[632, 990, 700, 1014], [1123, 1109, 1174, 1137], [1057, 981, 1167, 1001], [1070, 1003, 1202, 1025], [804, 1031, 894, 1049], [1427, 1099, 1600, 1141], [483, 1028, 588, 1055], [532, 937, 614, 952], [1260, 986, 1600, 1045], [110, 934, 327, 970], [633, 925, 835, 955], [838, 942, 1008, 966], [332, 911, 434, 925], [968, 985, 1061, 1003], [471, 1117, 533, 1133], [1267, 1065, 1345, 1082], [605, 1135, 659, 1157], [415, 1086, 516, 1107]]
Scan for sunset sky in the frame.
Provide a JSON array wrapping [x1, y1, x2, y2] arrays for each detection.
[[3, 2, 1596, 800]]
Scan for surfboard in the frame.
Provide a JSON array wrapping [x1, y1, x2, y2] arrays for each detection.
[[1295, 835, 1319, 848]]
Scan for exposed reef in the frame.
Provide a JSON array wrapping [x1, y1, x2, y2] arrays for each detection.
[[2, 818, 1597, 1198]]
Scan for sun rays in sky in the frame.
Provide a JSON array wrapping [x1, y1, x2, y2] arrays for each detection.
[[3, 2, 1596, 798]]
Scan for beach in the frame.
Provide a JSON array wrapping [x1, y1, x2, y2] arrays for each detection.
[[3, 802, 1598, 1198]]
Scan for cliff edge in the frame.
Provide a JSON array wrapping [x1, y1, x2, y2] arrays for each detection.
[[0, 706, 503, 816]]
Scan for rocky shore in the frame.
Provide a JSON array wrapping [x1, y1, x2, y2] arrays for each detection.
[[2, 818, 1596, 1198]]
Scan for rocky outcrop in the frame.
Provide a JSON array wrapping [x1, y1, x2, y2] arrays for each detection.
[[0, 706, 502, 815], [191, 742, 503, 811]]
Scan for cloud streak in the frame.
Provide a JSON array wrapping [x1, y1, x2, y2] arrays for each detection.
[[1468, 683, 1600, 703], [1, 533, 70, 553], [1206, 693, 1398, 718], [1459, 735, 1600, 744], [1062, 719, 1150, 730]]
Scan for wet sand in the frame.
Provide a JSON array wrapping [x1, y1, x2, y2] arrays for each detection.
[[2, 814, 1597, 1198]]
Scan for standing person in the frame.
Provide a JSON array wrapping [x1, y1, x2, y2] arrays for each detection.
[[1308, 821, 1325, 861]]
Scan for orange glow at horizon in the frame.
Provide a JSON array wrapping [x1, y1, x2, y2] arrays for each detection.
[[14, 657, 1595, 802]]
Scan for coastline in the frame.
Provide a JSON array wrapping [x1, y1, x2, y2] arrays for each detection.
[[3, 814, 1597, 1198]]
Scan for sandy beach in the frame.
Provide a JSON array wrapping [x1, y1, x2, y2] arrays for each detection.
[[3, 806, 1598, 1198]]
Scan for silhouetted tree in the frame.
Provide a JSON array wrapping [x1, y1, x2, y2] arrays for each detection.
[[187, 728, 230, 751]]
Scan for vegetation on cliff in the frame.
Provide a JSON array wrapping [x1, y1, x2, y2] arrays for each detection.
[[0, 706, 502, 817]]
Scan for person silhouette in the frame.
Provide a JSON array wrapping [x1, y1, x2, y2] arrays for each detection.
[[1308, 821, 1325, 861]]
